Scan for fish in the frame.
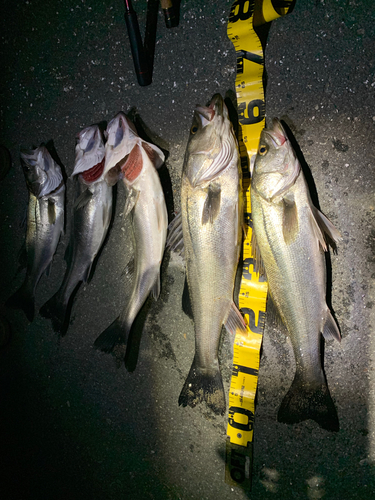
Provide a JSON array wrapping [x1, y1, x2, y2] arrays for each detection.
[[167, 94, 247, 415], [250, 118, 342, 431], [6, 145, 65, 321], [40, 125, 113, 335], [94, 112, 168, 354]]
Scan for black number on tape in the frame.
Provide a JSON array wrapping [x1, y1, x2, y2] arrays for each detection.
[[229, 0, 255, 23], [238, 99, 265, 125], [228, 406, 254, 432], [241, 308, 266, 333]]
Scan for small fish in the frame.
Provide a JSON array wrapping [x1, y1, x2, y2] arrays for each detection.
[[6, 145, 65, 321], [167, 94, 247, 415], [251, 119, 341, 431], [40, 125, 113, 335], [94, 113, 168, 354]]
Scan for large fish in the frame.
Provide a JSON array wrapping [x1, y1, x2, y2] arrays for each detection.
[[251, 118, 341, 431], [167, 94, 247, 415], [94, 112, 168, 354], [6, 145, 65, 321], [40, 125, 113, 335]]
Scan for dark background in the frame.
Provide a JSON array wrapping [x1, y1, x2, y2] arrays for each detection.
[[0, 1, 374, 499]]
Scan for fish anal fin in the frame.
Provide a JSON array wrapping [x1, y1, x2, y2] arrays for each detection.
[[282, 193, 299, 245], [202, 184, 221, 225], [224, 301, 247, 335], [322, 309, 341, 342]]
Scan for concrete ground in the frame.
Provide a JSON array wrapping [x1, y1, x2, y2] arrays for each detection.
[[0, 0, 374, 499]]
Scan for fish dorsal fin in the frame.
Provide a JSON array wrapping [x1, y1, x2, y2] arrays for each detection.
[[122, 258, 135, 279], [166, 212, 184, 256], [282, 192, 299, 245], [251, 227, 265, 277], [312, 206, 342, 251], [202, 183, 221, 225], [224, 301, 247, 335], [123, 186, 140, 218], [322, 309, 341, 342]]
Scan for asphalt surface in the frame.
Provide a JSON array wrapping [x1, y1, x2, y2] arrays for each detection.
[[0, 1, 374, 499]]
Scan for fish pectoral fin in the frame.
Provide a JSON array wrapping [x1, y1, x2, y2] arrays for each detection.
[[48, 199, 57, 225], [151, 272, 161, 300], [141, 142, 165, 169], [282, 193, 299, 245], [182, 276, 193, 319], [201, 184, 221, 225], [153, 195, 168, 233], [251, 228, 265, 277], [123, 186, 140, 218], [74, 187, 93, 210], [322, 309, 341, 342], [312, 206, 342, 252], [166, 211, 184, 256], [224, 302, 247, 335]]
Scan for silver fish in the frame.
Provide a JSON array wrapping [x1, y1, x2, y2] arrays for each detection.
[[94, 112, 168, 354], [40, 125, 112, 335], [251, 118, 341, 431], [6, 145, 65, 321], [167, 94, 247, 415]]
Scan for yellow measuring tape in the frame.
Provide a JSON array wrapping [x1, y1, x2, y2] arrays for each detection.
[[225, 0, 294, 488]]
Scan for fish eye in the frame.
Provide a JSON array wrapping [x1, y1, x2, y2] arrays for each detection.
[[259, 145, 267, 155], [190, 125, 199, 134]]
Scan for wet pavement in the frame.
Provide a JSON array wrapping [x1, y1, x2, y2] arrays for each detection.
[[0, 0, 374, 499]]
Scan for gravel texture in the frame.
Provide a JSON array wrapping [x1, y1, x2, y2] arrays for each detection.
[[0, 1, 374, 499]]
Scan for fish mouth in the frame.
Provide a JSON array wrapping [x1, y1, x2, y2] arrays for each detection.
[[263, 118, 288, 147], [195, 94, 224, 127]]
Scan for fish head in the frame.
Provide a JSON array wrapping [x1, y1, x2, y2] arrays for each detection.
[[104, 112, 165, 186], [20, 145, 63, 197], [253, 119, 300, 201], [73, 124, 106, 184], [104, 112, 140, 184], [184, 94, 237, 187]]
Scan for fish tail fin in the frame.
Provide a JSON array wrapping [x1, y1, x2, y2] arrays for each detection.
[[94, 317, 128, 353], [39, 294, 70, 336], [277, 373, 339, 432], [178, 357, 225, 415], [6, 282, 35, 322]]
